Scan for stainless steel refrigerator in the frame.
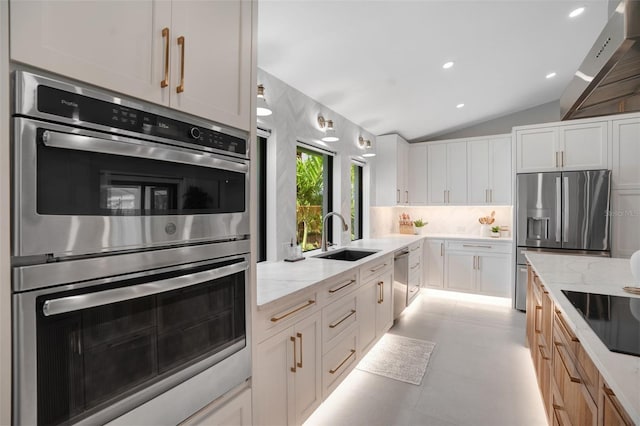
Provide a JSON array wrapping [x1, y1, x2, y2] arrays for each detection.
[[515, 170, 611, 310]]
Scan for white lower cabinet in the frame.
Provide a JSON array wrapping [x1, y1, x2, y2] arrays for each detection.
[[444, 241, 511, 297], [425, 239, 444, 288], [254, 311, 322, 426], [611, 189, 640, 258], [322, 329, 358, 397], [181, 387, 252, 426]]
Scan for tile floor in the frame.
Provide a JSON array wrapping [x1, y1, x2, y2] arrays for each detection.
[[303, 289, 547, 426]]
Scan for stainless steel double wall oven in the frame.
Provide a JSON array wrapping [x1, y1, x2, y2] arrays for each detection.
[[11, 71, 251, 425]]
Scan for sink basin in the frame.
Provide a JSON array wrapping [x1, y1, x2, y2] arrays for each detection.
[[313, 248, 379, 261]]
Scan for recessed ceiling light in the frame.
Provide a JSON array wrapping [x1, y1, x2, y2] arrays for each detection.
[[442, 61, 454, 69], [569, 7, 585, 18], [456, 103, 465, 109], [546, 72, 557, 79]]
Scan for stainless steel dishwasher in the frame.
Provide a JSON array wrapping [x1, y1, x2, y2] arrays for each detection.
[[393, 248, 409, 320]]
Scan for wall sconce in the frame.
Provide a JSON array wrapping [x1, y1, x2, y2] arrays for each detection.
[[360, 137, 376, 157], [256, 84, 272, 117], [317, 114, 339, 142]]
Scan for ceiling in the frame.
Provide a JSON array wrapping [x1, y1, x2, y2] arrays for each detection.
[[257, 0, 610, 141]]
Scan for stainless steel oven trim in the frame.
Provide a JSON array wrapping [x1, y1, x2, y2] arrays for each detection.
[[13, 251, 251, 426], [15, 70, 250, 159], [43, 260, 249, 316], [42, 129, 248, 174], [14, 239, 250, 292], [13, 118, 250, 259]]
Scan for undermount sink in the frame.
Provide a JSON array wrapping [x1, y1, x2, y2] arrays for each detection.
[[313, 248, 379, 261]]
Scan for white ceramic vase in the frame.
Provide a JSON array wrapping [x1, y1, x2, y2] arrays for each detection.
[[630, 249, 640, 283], [480, 224, 491, 237]]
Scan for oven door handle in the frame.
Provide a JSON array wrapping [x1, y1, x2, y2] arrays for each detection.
[[42, 260, 249, 316], [41, 129, 248, 174]]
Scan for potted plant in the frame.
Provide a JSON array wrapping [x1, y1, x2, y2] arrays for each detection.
[[413, 218, 428, 235], [491, 225, 500, 238]]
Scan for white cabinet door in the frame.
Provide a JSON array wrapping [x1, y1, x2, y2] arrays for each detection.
[[612, 118, 640, 189], [445, 251, 475, 292], [559, 122, 608, 171], [468, 140, 490, 204], [183, 388, 252, 426], [488, 136, 512, 204], [375, 271, 394, 336], [447, 142, 468, 204], [611, 189, 640, 258], [428, 143, 448, 204], [170, 0, 252, 131], [425, 240, 444, 288], [476, 254, 511, 297], [397, 140, 409, 204], [408, 144, 428, 204], [10, 0, 171, 106], [356, 280, 377, 354], [254, 326, 294, 426], [293, 312, 322, 425], [516, 128, 559, 173]]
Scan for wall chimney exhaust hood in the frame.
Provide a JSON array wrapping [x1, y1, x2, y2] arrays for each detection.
[[560, 0, 640, 120]]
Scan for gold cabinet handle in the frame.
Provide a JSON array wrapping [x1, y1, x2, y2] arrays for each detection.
[[290, 336, 297, 373], [176, 36, 185, 93], [161, 27, 170, 88], [534, 305, 542, 333], [555, 310, 579, 342], [270, 300, 315, 322], [329, 349, 356, 374], [410, 263, 420, 270], [554, 341, 581, 383], [561, 151, 565, 167], [329, 309, 356, 329], [328, 279, 356, 294], [538, 344, 550, 361], [296, 332, 303, 368], [370, 263, 387, 273]]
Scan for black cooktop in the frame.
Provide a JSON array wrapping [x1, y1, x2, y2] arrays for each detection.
[[561, 290, 640, 357]]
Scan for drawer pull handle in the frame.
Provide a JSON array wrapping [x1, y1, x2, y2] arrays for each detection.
[[270, 300, 315, 322], [329, 349, 356, 374], [377, 281, 384, 304], [329, 309, 356, 329], [370, 263, 388, 273], [328, 279, 357, 294], [440, 243, 444, 256], [290, 336, 297, 373], [462, 244, 492, 249], [555, 310, 579, 342], [297, 332, 303, 368], [161, 27, 170, 88], [410, 245, 420, 252], [534, 305, 542, 333], [538, 344, 550, 361], [176, 36, 185, 93], [554, 341, 581, 383], [410, 263, 420, 270]]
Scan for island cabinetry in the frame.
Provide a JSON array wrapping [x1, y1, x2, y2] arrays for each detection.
[[525, 265, 635, 426], [11, 0, 254, 130]]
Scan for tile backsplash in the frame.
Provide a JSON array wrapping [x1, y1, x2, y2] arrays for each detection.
[[370, 205, 513, 237]]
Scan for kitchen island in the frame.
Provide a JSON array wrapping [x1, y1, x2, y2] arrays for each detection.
[[525, 252, 640, 424]]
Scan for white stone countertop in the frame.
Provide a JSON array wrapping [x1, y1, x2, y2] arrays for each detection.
[[256, 235, 424, 309], [525, 252, 640, 423], [421, 232, 513, 242]]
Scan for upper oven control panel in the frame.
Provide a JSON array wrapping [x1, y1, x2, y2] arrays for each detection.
[[14, 71, 248, 158]]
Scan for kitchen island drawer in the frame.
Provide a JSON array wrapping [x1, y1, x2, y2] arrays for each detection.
[[256, 292, 319, 341], [322, 271, 359, 303], [322, 294, 358, 350], [359, 254, 393, 283], [322, 329, 358, 398]]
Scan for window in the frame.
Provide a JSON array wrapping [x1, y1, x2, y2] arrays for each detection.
[[257, 136, 267, 262], [296, 146, 332, 252], [351, 162, 363, 240]]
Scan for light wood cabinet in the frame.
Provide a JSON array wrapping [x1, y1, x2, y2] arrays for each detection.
[[425, 239, 444, 288], [427, 142, 467, 204], [444, 241, 511, 297], [467, 136, 511, 205], [515, 121, 608, 173], [10, 0, 253, 131], [373, 134, 410, 205], [254, 311, 322, 426]]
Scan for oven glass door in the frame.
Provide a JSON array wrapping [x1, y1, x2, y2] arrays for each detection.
[[34, 258, 247, 426]]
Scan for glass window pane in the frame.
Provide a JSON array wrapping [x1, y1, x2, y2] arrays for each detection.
[[296, 147, 331, 252], [351, 163, 363, 240]]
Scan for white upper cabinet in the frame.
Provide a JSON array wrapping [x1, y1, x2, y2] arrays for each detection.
[[427, 142, 467, 204], [611, 117, 640, 189], [408, 144, 428, 204], [10, 0, 253, 131], [515, 121, 608, 173], [373, 134, 410, 205], [468, 136, 512, 205]]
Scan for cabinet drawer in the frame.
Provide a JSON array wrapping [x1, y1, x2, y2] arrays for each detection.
[[322, 294, 358, 350], [256, 293, 319, 341], [553, 309, 580, 359], [322, 329, 358, 398], [446, 240, 512, 254], [322, 272, 359, 302], [360, 255, 393, 283], [599, 379, 634, 426], [408, 241, 422, 262]]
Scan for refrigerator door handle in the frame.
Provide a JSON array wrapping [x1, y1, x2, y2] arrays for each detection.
[[563, 176, 569, 243], [555, 177, 562, 243]]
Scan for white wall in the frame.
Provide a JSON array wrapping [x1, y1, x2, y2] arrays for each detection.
[[257, 69, 376, 260]]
